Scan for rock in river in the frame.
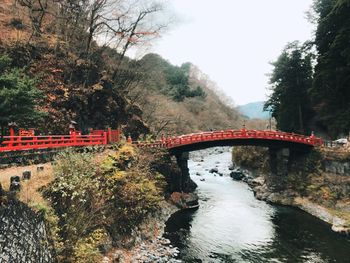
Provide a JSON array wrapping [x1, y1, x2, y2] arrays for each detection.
[[230, 169, 244, 180], [209, 168, 219, 173]]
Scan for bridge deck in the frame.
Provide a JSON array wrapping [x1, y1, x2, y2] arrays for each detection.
[[136, 129, 323, 150]]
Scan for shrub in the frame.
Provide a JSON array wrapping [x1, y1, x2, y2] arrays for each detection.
[[45, 150, 109, 260], [232, 146, 269, 171], [102, 146, 165, 234], [73, 229, 109, 263], [44, 145, 166, 261]]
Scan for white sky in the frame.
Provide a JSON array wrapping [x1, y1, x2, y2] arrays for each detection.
[[151, 0, 314, 105]]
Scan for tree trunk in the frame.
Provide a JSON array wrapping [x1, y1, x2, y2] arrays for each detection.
[[298, 103, 304, 134], [0, 125, 4, 144]]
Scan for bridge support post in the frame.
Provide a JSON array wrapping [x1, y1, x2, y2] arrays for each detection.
[[175, 152, 197, 192], [268, 147, 290, 191]]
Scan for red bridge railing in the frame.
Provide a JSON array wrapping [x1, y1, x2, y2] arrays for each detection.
[[135, 129, 323, 149], [0, 129, 120, 152], [0, 128, 322, 152]]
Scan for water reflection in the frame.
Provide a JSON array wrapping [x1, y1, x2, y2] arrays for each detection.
[[164, 149, 350, 263]]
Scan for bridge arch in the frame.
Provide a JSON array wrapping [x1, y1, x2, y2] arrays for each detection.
[[136, 129, 322, 154], [136, 129, 323, 193]]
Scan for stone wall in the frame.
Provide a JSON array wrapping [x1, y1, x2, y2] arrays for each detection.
[[0, 146, 108, 169], [0, 199, 55, 263], [0, 149, 59, 169], [323, 159, 350, 176]]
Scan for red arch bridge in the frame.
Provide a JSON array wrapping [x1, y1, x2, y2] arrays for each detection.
[[0, 128, 322, 153]]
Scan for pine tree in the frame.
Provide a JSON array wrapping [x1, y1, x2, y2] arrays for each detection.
[[311, 0, 350, 138], [0, 55, 44, 137], [264, 42, 314, 134]]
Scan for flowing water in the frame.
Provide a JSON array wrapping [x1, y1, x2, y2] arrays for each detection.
[[164, 148, 350, 263]]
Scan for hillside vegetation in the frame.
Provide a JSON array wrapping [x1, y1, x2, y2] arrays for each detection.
[[0, 0, 243, 138]]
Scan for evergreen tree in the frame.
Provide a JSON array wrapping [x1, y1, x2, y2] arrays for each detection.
[[264, 42, 314, 134], [311, 0, 350, 138], [0, 55, 43, 137]]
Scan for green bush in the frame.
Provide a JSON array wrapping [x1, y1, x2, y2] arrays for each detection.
[[44, 145, 166, 261]]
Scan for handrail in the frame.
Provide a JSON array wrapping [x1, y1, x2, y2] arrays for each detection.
[[0, 129, 120, 152], [135, 129, 323, 149], [0, 129, 323, 152]]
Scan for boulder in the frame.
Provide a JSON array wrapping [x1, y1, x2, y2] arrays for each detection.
[[230, 169, 244, 180], [228, 164, 235, 171], [22, 171, 31, 180], [209, 168, 218, 173], [37, 166, 44, 172], [250, 176, 265, 187], [10, 176, 21, 192]]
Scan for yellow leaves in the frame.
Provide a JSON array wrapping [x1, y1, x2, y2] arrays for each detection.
[[92, 82, 103, 91], [101, 143, 137, 172], [100, 155, 116, 172], [113, 144, 136, 161], [73, 229, 109, 263], [112, 170, 127, 180]]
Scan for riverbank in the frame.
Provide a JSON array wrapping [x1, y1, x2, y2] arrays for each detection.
[[164, 148, 350, 262], [249, 177, 350, 235], [102, 200, 181, 262], [101, 191, 200, 262], [231, 146, 350, 236]]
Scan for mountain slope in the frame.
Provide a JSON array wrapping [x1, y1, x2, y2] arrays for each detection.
[[0, 2, 243, 138], [237, 101, 270, 120]]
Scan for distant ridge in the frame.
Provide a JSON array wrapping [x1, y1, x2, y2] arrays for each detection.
[[237, 101, 270, 119]]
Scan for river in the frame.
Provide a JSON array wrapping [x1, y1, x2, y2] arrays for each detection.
[[164, 148, 350, 263]]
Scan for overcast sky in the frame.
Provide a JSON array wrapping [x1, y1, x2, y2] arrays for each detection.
[[151, 0, 314, 105]]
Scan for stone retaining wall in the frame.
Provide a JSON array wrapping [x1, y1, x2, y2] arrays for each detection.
[[0, 199, 55, 263], [323, 159, 350, 176]]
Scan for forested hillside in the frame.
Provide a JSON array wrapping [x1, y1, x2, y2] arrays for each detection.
[[0, 0, 243, 138], [265, 0, 350, 139]]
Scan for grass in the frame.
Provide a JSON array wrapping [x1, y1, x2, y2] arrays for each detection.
[[0, 163, 54, 206]]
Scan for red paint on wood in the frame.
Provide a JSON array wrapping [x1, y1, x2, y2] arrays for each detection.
[[0, 129, 121, 152], [134, 130, 323, 149]]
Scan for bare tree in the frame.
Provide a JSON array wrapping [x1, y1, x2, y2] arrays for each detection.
[[83, 0, 168, 60], [18, 0, 48, 39]]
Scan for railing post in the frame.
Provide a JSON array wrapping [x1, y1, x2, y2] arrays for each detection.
[[33, 135, 37, 147], [73, 132, 77, 145], [103, 132, 108, 145], [127, 135, 132, 144], [309, 131, 315, 145], [107, 127, 112, 143], [9, 126, 15, 147]]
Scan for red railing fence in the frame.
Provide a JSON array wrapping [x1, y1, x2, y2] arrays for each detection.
[[0, 128, 121, 152], [0, 128, 323, 153]]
